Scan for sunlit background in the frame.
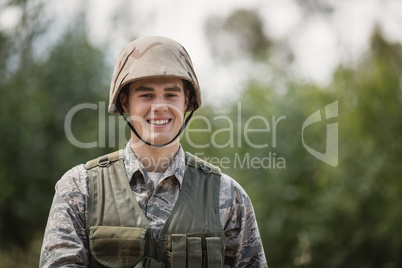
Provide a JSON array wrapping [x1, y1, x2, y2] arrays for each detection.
[[1, 0, 402, 267]]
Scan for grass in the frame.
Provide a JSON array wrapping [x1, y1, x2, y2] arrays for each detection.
[[0, 235, 42, 268]]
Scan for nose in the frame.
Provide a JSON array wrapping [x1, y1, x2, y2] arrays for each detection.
[[151, 101, 168, 113]]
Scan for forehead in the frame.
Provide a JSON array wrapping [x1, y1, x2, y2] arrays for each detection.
[[129, 77, 183, 91]]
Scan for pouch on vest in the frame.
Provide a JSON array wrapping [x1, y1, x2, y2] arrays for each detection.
[[89, 226, 147, 268], [165, 234, 226, 268]]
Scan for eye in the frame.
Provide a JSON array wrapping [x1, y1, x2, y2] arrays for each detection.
[[139, 94, 153, 98], [166, 93, 178, 98]]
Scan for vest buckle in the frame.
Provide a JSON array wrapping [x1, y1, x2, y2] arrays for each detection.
[[200, 163, 212, 173], [143, 256, 165, 268], [97, 156, 111, 167]]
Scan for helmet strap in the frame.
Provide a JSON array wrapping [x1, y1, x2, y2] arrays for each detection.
[[117, 106, 195, 148]]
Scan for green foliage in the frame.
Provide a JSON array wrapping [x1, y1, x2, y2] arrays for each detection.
[[201, 10, 402, 267], [0, 6, 111, 253]]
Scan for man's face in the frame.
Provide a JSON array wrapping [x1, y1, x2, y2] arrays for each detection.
[[120, 77, 188, 147]]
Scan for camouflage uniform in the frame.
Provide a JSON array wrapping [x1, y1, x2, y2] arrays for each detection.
[[40, 141, 268, 267]]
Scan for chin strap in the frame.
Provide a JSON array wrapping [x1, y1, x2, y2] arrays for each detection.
[[117, 106, 195, 148]]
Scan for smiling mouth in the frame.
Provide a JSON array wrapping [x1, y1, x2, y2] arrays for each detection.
[[147, 119, 171, 126]]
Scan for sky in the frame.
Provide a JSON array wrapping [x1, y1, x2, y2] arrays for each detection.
[[1, 0, 402, 106]]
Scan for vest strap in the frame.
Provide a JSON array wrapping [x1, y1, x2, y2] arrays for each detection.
[[172, 234, 187, 268], [85, 150, 122, 170], [143, 256, 165, 268], [206, 237, 223, 268], [187, 237, 202, 268], [185, 152, 221, 175]]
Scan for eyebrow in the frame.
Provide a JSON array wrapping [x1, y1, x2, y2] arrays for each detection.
[[134, 85, 182, 92], [165, 86, 182, 92], [134, 86, 153, 92]]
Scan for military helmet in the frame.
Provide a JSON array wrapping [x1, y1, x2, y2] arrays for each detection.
[[108, 36, 201, 114]]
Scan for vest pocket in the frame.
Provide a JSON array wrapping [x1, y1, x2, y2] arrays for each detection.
[[205, 237, 223, 268], [89, 226, 147, 268], [166, 235, 224, 268], [187, 237, 202, 267]]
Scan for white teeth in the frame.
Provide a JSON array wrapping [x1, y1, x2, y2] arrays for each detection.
[[149, 119, 169, 125]]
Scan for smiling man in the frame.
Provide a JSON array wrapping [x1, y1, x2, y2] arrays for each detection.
[[119, 77, 189, 172], [40, 36, 268, 268]]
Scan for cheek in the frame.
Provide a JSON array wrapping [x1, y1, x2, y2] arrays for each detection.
[[171, 102, 187, 117], [128, 100, 147, 115], [176, 97, 188, 112]]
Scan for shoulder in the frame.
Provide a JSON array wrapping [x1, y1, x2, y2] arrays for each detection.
[[55, 164, 88, 198], [56, 150, 123, 195], [184, 151, 250, 201], [219, 173, 250, 203], [185, 151, 222, 175], [84, 150, 123, 170], [217, 172, 256, 229]]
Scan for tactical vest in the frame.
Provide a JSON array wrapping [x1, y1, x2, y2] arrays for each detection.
[[85, 150, 229, 268]]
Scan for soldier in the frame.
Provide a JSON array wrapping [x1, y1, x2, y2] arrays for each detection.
[[40, 36, 268, 267]]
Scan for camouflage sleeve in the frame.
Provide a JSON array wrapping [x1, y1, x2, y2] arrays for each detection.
[[40, 164, 90, 268], [219, 174, 268, 268]]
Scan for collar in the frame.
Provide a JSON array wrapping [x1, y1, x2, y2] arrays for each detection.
[[123, 140, 185, 189]]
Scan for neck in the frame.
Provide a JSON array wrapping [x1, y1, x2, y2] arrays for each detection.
[[130, 138, 180, 173]]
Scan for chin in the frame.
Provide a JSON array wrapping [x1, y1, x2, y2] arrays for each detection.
[[148, 135, 176, 146]]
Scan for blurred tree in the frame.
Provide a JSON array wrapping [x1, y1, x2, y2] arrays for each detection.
[[204, 9, 270, 62], [0, 0, 111, 253], [305, 29, 402, 267], [203, 8, 402, 268]]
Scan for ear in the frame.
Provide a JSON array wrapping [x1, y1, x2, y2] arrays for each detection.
[[182, 80, 190, 111], [119, 92, 130, 114], [185, 89, 190, 110]]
